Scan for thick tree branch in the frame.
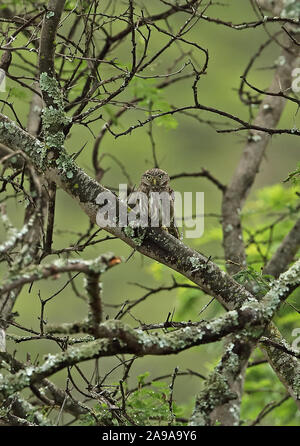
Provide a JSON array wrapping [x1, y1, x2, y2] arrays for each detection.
[[0, 113, 258, 312], [0, 259, 299, 404], [222, 35, 300, 275], [189, 259, 300, 425], [39, 1, 65, 77], [210, 10, 299, 424]]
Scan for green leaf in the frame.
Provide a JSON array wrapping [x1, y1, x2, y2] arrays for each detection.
[[284, 163, 300, 185], [137, 371, 150, 386], [130, 78, 178, 130]]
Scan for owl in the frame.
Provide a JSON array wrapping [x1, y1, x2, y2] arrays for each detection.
[[135, 168, 180, 239]]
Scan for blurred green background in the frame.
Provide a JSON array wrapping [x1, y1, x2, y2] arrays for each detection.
[[0, 0, 299, 425]]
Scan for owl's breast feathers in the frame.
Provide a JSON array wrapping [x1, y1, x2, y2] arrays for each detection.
[[133, 185, 179, 239], [128, 170, 180, 239]]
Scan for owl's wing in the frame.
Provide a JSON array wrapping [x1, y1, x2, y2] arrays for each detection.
[[169, 187, 175, 201], [168, 187, 180, 239]]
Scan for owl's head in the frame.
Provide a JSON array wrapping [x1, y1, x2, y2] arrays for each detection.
[[140, 168, 170, 191]]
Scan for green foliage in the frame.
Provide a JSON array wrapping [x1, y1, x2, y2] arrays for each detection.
[[233, 266, 273, 295], [137, 371, 150, 387], [131, 78, 178, 129], [79, 376, 186, 426], [79, 402, 119, 426], [250, 183, 298, 211], [194, 182, 297, 257], [126, 383, 172, 425], [79, 412, 97, 426], [284, 163, 300, 185], [242, 184, 299, 267], [65, 0, 78, 9]]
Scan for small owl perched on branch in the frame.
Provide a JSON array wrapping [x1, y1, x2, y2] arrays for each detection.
[[136, 168, 180, 239]]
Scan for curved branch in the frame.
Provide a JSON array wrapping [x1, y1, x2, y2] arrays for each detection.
[[1, 257, 299, 403], [0, 113, 257, 312]]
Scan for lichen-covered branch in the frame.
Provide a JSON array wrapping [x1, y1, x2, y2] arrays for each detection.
[[189, 259, 300, 425], [0, 113, 259, 312], [189, 337, 255, 426], [85, 271, 103, 338], [1, 259, 299, 404], [1, 351, 89, 420], [0, 0, 299, 425], [258, 225, 300, 410], [39, 0, 69, 175], [214, 2, 300, 424], [260, 324, 300, 410], [0, 253, 121, 295]]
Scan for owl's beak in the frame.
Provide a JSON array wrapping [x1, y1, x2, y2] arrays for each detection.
[[152, 178, 157, 186]]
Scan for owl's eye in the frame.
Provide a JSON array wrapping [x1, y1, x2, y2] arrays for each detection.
[[146, 175, 152, 180], [159, 174, 163, 179]]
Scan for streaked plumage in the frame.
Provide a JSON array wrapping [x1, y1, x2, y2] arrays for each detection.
[[137, 168, 180, 239]]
